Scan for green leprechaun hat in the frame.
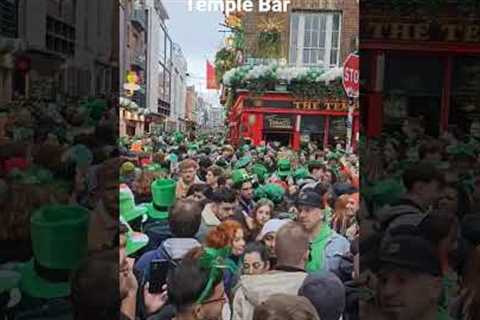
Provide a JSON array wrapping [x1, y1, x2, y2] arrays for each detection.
[[149, 179, 176, 219], [276, 159, 292, 178], [232, 169, 252, 188], [20, 205, 89, 299], [120, 189, 147, 222]]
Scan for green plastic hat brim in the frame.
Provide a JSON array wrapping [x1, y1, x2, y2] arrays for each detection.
[[126, 232, 149, 256], [20, 259, 70, 299], [121, 205, 147, 223], [277, 170, 292, 178], [144, 203, 169, 220]]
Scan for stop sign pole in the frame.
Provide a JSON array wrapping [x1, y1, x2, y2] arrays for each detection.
[[342, 53, 359, 154]]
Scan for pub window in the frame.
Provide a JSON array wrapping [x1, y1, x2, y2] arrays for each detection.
[[289, 12, 341, 67]]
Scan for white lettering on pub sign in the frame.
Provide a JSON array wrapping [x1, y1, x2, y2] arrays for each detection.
[[364, 22, 480, 42]]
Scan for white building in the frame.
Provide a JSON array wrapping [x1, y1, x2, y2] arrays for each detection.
[[170, 43, 187, 130]]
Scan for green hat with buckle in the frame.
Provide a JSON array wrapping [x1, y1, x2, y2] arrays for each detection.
[[20, 205, 89, 299], [235, 156, 252, 169], [120, 189, 147, 222], [147, 179, 176, 220], [232, 169, 252, 188], [276, 159, 292, 178]]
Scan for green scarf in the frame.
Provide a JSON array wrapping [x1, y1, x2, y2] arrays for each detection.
[[306, 224, 333, 273]]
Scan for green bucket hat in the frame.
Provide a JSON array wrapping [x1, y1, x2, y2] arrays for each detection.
[[216, 159, 228, 168], [120, 189, 147, 222], [175, 132, 184, 143], [446, 143, 476, 159], [20, 205, 89, 299], [276, 159, 292, 178], [149, 179, 176, 219], [254, 183, 285, 204], [120, 161, 136, 176], [235, 156, 252, 169], [232, 169, 252, 187], [188, 144, 199, 151]]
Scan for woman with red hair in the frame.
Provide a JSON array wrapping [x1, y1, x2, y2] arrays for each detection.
[[331, 193, 359, 241], [206, 220, 246, 297]]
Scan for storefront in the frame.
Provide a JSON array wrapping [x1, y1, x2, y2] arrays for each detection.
[[228, 91, 359, 151], [360, 3, 480, 138]]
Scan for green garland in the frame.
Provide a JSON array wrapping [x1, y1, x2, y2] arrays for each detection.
[[215, 48, 237, 86], [257, 31, 282, 59]]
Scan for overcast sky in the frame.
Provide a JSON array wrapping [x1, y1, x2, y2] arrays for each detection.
[[162, 0, 224, 105]]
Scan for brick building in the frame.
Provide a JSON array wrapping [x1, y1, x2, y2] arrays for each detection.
[[242, 0, 358, 66]]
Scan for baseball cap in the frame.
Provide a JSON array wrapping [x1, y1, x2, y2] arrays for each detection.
[[379, 235, 441, 276], [298, 271, 346, 320], [296, 191, 323, 208]]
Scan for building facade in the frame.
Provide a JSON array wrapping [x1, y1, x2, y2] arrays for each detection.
[[226, 0, 359, 150], [1, 0, 118, 102], [170, 43, 188, 131]]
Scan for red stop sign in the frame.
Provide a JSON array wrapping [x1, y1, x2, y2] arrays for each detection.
[[342, 53, 359, 98]]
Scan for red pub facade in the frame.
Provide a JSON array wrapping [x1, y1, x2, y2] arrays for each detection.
[[227, 90, 360, 151], [360, 3, 480, 138]]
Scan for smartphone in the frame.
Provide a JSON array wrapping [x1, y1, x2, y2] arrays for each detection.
[[149, 259, 169, 293]]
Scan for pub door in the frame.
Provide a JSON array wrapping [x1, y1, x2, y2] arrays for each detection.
[[264, 131, 292, 147]]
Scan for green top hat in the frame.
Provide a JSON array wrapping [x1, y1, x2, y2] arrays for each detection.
[[276, 159, 292, 178], [120, 189, 147, 222], [145, 163, 166, 173], [232, 169, 252, 187], [20, 205, 89, 299], [307, 160, 325, 171], [149, 179, 176, 219], [293, 167, 310, 180], [235, 156, 252, 169], [254, 183, 285, 204], [252, 164, 268, 183]]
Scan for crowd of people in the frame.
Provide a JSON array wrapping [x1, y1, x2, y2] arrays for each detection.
[[0, 93, 479, 320], [360, 118, 480, 320], [118, 131, 360, 320]]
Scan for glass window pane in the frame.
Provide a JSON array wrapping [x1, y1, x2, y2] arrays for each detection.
[[305, 15, 312, 30], [304, 30, 311, 47], [320, 15, 327, 32], [312, 15, 319, 30], [312, 31, 319, 47], [333, 14, 340, 31], [303, 49, 309, 64], [331, 31, 339, 48], [330, 49, 338, 66], [319, 31, 326, 48], [311, 50, 318, 64]]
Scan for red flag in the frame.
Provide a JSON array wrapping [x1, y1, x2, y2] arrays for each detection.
[[206, 60, 218, 89]]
